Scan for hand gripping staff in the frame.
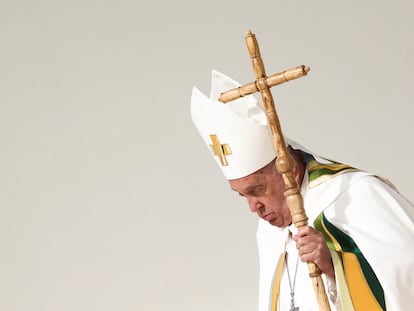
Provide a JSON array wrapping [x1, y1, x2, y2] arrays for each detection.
[[218, 31, 331, 311]]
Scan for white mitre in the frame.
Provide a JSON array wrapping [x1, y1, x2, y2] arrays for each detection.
[[191, 70, 276, 180]]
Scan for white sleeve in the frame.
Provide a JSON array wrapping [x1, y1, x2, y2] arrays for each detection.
[[325, 176, 414, 311], [322, 272, 342, 311]]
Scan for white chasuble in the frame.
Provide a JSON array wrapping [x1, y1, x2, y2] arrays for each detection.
[[257, 162, 414, 311]]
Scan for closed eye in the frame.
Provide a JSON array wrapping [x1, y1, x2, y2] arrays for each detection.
[[252, 185, 265, 196], [245, 185, 266, 197]]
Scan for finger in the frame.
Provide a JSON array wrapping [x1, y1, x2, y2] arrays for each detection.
[[295, 226, 318, 238], [297, 241, 325, 257], [295, 233, 325, 249]]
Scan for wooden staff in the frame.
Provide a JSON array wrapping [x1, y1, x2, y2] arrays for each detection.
[[219, 30, 331, 311]]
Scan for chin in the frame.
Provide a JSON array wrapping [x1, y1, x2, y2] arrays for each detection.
[[269, 218, 289, 228], [269, 219, 282, 227]]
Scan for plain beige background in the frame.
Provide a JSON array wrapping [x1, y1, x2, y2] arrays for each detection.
[[1, 1, 413, 310]]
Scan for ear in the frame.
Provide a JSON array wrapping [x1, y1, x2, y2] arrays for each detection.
[[292, 153, 305, 185]]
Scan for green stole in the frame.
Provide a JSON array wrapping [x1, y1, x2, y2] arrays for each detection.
[[270, 153, 385, 311]]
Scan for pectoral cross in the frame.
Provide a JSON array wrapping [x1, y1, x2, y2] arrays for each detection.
[[290, 296, 299, 311], [289, 279, 299, 311]]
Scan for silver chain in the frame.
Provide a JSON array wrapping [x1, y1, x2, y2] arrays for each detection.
[[285, 252, 300, 311]]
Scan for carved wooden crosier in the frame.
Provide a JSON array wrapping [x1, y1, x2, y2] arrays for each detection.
[[218, 30, 331, 311]]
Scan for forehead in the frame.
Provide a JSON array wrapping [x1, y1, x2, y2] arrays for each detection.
[[229, 165, 271, 192]]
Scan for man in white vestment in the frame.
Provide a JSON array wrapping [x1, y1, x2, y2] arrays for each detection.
[[191, 70, 414, 311]]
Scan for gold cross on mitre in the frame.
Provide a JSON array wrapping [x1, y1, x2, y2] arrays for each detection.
[[209, 134, 232, 166], [218, 31, 332, 311]]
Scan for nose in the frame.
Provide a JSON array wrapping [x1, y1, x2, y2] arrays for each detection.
[[247, 198, 264, 213]]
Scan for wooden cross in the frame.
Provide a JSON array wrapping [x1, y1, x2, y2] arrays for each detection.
[[209, 134, 232, 166], [218, 31, 331, 311]]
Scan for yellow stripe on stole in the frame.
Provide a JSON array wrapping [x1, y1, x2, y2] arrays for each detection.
[[330, 251, 355, 311], [320, 216, 342, 252], [320, 217, 355, 310], [307, 160, 351, 173], [307, 160, 358, 188], [271, 252, 286, 311], [321, 216, 383, 310], [343, 253, 383, 310]]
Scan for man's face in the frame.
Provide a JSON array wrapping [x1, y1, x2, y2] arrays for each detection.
[[229, 160, 292, 228]]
